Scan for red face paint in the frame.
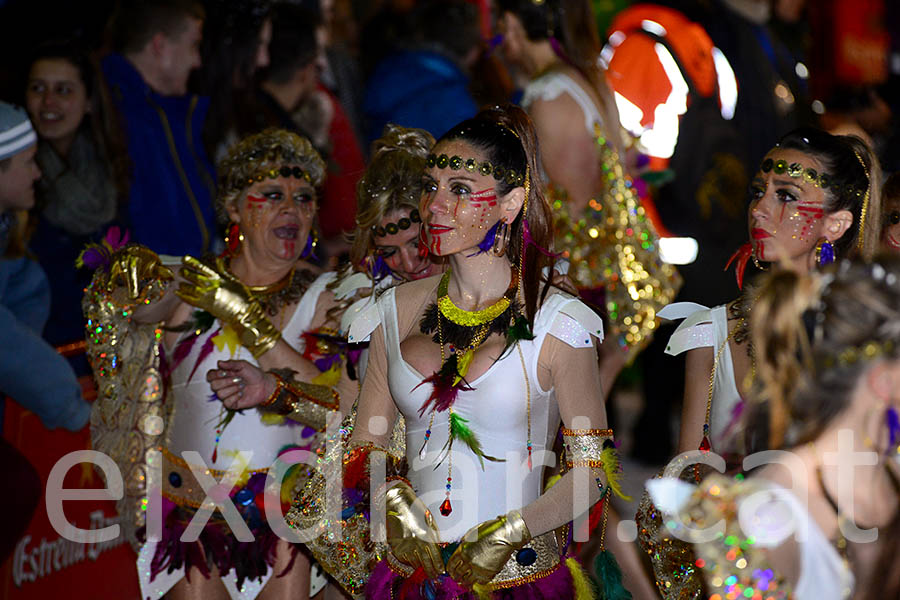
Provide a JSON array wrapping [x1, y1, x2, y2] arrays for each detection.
[[247, 194, 267, 204], [470, 188, 498, 207], [284, 240, 295, 258]]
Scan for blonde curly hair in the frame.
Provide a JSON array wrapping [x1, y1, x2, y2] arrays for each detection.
[[216, 128, 326, 225], [348, 124, 434, 267]]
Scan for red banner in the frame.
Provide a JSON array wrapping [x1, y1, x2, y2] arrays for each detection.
[[0, 378, 140, 600]]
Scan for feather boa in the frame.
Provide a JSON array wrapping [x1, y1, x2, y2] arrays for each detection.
[[365, 554, 591, 600]]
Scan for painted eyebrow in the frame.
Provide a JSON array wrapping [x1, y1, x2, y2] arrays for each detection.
[[448, 175, 477, 183]]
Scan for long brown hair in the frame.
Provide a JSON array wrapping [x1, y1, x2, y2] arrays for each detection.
[[436, 104, 554, 325], [749, 257, 900, 600], [497, 0, 622, 155]]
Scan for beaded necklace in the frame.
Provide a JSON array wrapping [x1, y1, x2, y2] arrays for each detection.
[[416, 266, 538, 516]]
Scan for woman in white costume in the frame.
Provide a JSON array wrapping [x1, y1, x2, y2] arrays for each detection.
[[85, 129, 356, 600], [649, 256, 900, 599], [333, 105, 627, 599], [639, 128, 882, 597]]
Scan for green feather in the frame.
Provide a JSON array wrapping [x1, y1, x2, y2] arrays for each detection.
[[500, 314, 535, 359], [446, 413, 503, 469], [594, 549, 632, 600], [509, 315, 535, 342]]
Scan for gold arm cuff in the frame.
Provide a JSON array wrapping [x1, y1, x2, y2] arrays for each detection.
[[561, 428, 614, 469]]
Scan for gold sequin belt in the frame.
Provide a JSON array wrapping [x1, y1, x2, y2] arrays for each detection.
[[385, 530, 563, 590], [161, 447, 270, 509]]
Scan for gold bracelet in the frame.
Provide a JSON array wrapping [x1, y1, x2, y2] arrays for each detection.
[[259, 374, 285, 407]]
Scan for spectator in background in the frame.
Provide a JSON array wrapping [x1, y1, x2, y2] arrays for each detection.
[[24, 42, 129, 375], [255, 3, 366, 259], [0, 102, 90, 432], [255, 5, 323, 140], [102, 0, 217, 257], [363, 0, 480, 144], [195, 0, 272, 160]]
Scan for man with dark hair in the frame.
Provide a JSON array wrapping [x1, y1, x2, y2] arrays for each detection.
[[256, 4, 323, 131], [102, 0, 217, 256], [363, 0, 480, 143]]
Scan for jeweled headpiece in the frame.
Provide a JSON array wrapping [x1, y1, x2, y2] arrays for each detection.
[[426, 153, 527, 187], [216, 128, 325, 224], [371, 209, 421, 237]]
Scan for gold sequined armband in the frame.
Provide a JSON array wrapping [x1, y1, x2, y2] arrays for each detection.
[[561, 428, 614, 468], [258, 369, 339, 431]]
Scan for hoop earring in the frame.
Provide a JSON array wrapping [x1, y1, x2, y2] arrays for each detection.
[[491, 220, 510, 257], [815, 239, 835, 267], [224, 222, 243, 257]]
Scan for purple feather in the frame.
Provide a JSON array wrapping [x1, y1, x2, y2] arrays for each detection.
[[887, 406, 900, 449], [79, 246, 111, 270], [170, 334, 200, 372], [314, 354, 341, 372], [523, 220, 562, 258], [468, 220, 501, 257], [369, 255, 392, 282], [188, 329, 219, 383], [366, 554, 578, 599], [105, 226, 129, 249]]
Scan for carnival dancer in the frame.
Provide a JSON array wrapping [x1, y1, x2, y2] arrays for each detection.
[[497, 0, 680, 366], [638, 128, 882, 598], [288, 105, 624, 599], [83, 129, 355, 600], [648, 257, 900, 599]]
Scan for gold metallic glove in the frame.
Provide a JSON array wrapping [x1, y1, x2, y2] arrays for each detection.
[[384, 481, 444, 579], [446, 510, 532, 586], [106, 246, 174, 303], [176, 256, 281, 358]]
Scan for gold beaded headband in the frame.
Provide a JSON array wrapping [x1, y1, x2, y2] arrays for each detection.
[[371, 209, 421, 237], [242, 165, 312, 189], [426, 153, 527, 187], [819, 339, 896, 368], [759, 158, 866, 198]]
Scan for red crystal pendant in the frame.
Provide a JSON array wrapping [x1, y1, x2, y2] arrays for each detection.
[[439, 498, 453, 516], [698, 435, 711, 454]]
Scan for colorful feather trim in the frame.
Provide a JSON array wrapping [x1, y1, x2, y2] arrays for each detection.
[[442, 413, 503, 469], [75, 226, 130, 271], [724, 242, 753, 290], [600, 446, 631, 501], [566, 556, 597, 600], [593, 550, 632, 600], [523, 220, 562, 258], [415, 354, 473, 416], [468, 220, 501, 257]]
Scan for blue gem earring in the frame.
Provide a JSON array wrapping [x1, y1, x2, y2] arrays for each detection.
[[815, 239, 834, 266], [301, 230, 317, 259]]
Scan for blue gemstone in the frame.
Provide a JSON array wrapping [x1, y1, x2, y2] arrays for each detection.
[[168, 472, 182, 487], [234, 488, 254, 506], [515, 548, 537, 566]]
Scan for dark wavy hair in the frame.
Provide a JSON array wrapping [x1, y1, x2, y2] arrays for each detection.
[[435, 104, 554, 326], [774, 127, 882, 260]]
